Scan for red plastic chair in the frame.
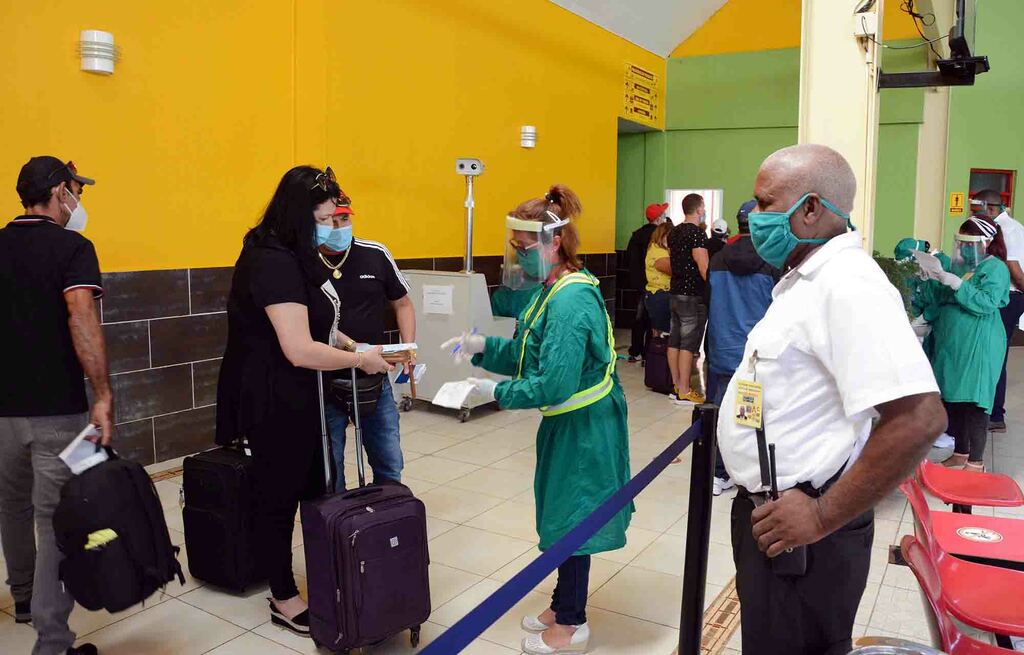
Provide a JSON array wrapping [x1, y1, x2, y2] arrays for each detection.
[[900, 480, 1024, 637], [900, 477, 1024, 566], [901, 535, 1017, 654], [918, 460, 1024, 508]]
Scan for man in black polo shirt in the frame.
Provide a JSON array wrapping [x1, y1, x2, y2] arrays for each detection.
[[316, 201, 414, 488], [0, 156, 112, 655]]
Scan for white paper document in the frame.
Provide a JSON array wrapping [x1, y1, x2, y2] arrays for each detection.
[[431, 380, 476, 409], [59, 424, 109, 474], [423, 285, 454, 315], [356, 342, 418, 354]]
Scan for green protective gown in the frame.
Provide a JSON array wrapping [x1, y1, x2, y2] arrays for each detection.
[[917, 256, 1010, 412], [490, 284, 542, 319], [473, 270, 633, 556]]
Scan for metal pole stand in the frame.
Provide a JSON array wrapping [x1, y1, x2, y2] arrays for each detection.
[[464, 175, 475, 273], [679, 403, 719, 655]]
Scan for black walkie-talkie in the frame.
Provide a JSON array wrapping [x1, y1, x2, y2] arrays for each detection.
[[756, 416, 807, 576]]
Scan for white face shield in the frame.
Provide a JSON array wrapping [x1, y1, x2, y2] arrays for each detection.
[[951, 234, 987, 277], [501, 212, 570, 290]]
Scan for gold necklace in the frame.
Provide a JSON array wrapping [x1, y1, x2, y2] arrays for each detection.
[[318, 248, 351, 279]]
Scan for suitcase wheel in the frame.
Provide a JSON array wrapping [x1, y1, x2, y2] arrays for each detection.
[[399, 397, 414, 412], [457, 408, 471, 423], [411, 626, 421, 647]]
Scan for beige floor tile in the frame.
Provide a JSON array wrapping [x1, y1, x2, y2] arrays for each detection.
[[420, 485, 504, 523], [83, 598, 245, 654], [592, 525, 662, 565], [489, 451, 537, 474], [167, 527, 186, 546], [365, 620, 518, 654], [430, 562, 486, 609], [466, 500, 541, 542], [581, 606, 682, 654], [154, 478, 183, 509], [856, 581, 881, 627], [427, 516, 459, 541], [431, 578, 505, 627], [179, 582, 273, 630], [70, 592, 168, 639], [470, 427, 538, 452], [446, 466, 534, 499], [868, 584, 932, 643], [204, 631, 300, 654], [164, 504, 185, 533], [488, 551, 626, 599], [418, 419, 499, 442], [0, 611, 37, 653], [402, 455, 481, 484], [434, 439, 524, 467], [630, 532, 687, 576], [867, 546, 891, 585], [401, 431, 462, 455], [159, 546, 206, 598], [476, 589, 555, 650], [873, 518, 901, 549], [429, 526, 535, 577], [252, 620, 320, 654], [398, 407, 453, 431], [629, 496, 687, 533], [400, 475, 439, 496], [589, 565, 683, 628]]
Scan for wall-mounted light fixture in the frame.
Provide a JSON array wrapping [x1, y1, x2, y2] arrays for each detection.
[[521, 125, 537, 149], [79, 30, 117, 75]]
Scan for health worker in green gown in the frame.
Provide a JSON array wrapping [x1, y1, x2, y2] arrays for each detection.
[[916, 216, 1010, 472], [441, 184, 631, 655]]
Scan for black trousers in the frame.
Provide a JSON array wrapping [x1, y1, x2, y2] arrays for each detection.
[[992, 291, 1024, 422], [945, 401, 989, 462], [250, 414, 327, 600], [550, 555, 590, 626], [629, 299, 651, 358], [731, 495, 873, 655]]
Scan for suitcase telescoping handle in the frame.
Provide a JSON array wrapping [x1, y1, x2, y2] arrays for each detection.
[[349, 367, 367, 489], [316, 367, 368, 494]]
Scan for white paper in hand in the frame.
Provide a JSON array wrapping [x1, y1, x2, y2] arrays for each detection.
[[59, 424, 109, 474], [911, 250, 944, 277], [432, 380, 476, 409]]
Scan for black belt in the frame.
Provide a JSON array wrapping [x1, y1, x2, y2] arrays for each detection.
[[736, 463, 846, 501]]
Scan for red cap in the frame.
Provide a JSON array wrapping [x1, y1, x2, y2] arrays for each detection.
[[333, 204, 353, 216], [645, 203, 669, 221]]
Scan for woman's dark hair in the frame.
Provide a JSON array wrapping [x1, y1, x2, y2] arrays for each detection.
[[960, 216, 1007, 262], [245, 166, 340, 254], [509, 184, 584, 271]]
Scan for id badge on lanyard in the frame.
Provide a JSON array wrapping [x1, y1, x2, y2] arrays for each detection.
[[735, 351, 764, 429]]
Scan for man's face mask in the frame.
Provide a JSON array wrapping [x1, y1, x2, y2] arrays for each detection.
[[747, 193, 853, 269], [314, 224, 352, 252], [62, 187, 88, 232]]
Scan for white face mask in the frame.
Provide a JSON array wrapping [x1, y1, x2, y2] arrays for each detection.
[[62, 188, 88, 232]]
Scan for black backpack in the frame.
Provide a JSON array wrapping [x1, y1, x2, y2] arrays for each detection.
[[54, 454, 184, 612]]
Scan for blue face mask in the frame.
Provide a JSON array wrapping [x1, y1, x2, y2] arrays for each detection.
[[747, 193, 853, 269], [315, 224, 352, 252]]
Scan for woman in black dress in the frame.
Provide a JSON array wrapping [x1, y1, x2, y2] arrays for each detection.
[[216, 166, 390, 635]]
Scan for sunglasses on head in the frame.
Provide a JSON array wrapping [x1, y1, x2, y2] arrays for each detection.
[[311, 166, 337, 192]]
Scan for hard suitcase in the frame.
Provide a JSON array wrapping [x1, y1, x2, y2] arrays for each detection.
[[644, 334, 674, 394], [302, 367, 430, 653], [182, 445, 264, 592]]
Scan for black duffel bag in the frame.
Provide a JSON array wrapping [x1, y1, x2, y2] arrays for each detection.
[[330, 372, 386, 420]]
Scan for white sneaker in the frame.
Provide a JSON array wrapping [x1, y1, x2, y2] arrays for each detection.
[[1010, 635, 1024, 651], [522, 623, 590, 654], [521, 614, 552, 633], [713, 477, 735, 496]]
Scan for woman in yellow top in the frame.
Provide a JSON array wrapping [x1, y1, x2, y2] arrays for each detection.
[[644, 220, 673, 335]]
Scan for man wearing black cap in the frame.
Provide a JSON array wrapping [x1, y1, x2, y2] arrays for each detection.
[[0, 156, 111, 655], [624, 203, 669, 363]]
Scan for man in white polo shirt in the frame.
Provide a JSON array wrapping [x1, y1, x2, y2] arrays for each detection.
[[972, 189, 1024, 432], [718, 144, 945, 655]]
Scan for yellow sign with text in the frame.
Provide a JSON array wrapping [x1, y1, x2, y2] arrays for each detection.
[[950, 192, 965, 215]]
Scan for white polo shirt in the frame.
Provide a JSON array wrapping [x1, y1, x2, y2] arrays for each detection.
[[717, 232, 939, 492], [994, 211, 1024, 292]]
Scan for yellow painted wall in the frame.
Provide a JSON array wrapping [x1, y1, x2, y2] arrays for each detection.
[[672, 0, 924, 57], [0, 0, 663, 271]]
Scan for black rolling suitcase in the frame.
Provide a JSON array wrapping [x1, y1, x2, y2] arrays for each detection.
[[182, 444, 264, 592], [302, 368, 430, 654], [644, 334, 674, 394]]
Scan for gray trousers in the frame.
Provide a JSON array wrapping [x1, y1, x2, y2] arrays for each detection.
[[0, 414, 86, 655]]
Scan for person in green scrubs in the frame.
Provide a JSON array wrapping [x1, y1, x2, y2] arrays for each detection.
[[916, 216, 1010, 471], [442, 184, 631, 655]]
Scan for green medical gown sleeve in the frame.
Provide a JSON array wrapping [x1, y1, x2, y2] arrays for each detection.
[[915, 278, 952, 323], [492, 299, 588, 410], [472, 336, 521, 377], [953, 260, 1010, 317]]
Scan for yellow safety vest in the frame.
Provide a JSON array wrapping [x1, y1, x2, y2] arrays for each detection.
[[515, 272, 617, 417]]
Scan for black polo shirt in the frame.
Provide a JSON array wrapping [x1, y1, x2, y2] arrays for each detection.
[[668, 222, 708, 297], [322, 238, 409, 346], [0, 216, 103, 416]]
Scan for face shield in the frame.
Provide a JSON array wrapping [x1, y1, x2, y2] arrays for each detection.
[[951, 234, 986, 277], [502, 212, 569, 289]]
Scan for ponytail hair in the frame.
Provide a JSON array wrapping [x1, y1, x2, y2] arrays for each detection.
[[510, 184, 584, 271], [960, 216, 1008, 261]]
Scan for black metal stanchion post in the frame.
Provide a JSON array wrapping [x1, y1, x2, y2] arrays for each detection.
[[679, 404, 718, 655]]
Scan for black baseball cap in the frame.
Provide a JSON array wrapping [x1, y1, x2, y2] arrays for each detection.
[[16, 156, 95, 202], [736, 199, 757, 231]]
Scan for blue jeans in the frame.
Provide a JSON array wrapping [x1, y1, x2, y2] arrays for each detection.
[[709, 371, 733, 480], [325, 378, 403, 489]]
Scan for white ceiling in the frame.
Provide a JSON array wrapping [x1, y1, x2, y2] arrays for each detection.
[[549, 0, 729, 57]]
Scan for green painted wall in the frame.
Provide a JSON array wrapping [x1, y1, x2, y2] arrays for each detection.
[[615, 133, 647, 249], [616, 41, 928, 254], [945, 0, 1024, 249]]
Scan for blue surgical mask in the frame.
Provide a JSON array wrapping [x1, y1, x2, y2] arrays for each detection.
[[315, 224, 352, 252], [747, 193, 853, 269]]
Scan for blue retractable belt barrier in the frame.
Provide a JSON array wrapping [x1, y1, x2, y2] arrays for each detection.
[[421, 419, 704, 654]]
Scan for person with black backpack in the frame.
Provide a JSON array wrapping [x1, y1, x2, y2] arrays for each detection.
[[0, 157, 110, 655]]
